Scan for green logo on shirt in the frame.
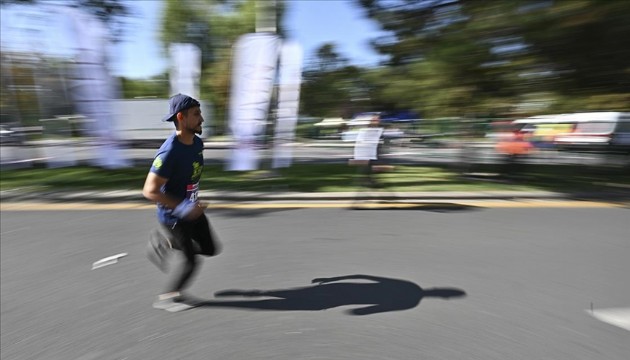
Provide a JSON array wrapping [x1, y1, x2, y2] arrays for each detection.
[[192, 161, 202, 180], [152, 156, 163, 169]]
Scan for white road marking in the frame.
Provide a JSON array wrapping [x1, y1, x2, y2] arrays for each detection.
[[587, 307, 630, 331], [91, 253, 128, 270]]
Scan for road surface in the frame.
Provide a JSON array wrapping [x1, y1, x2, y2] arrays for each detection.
[[1, 205, 629, 359]]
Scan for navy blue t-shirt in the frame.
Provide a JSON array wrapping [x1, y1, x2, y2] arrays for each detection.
[[150, 133, 204, 225]]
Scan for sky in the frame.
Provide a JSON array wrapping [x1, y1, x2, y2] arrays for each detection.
[[115, 0, 387, 78], [0, 0, 388, 79]]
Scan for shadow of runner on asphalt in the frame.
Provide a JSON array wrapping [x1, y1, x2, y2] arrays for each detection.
[[200, 274, 466, 315], [209, 207, 301, 218], [350, 202, 479, 212]]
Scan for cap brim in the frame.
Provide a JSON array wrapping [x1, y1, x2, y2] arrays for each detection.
[[161, 113, 176, 122]]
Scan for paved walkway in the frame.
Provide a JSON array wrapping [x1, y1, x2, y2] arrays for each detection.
[[2, 188, 628, 205]]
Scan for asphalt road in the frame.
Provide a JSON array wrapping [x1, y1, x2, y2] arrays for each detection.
[[1, 206, 629, 360]]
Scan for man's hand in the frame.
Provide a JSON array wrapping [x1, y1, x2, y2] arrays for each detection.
[[184, 202, 206, 220], [172, 199, 206, 221]]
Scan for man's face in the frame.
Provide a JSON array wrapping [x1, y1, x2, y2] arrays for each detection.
[[181, 106, 204, 135]]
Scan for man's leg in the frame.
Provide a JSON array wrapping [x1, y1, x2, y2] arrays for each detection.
[[152, 222, 200, 312], [165, 222, 199, 293], [151, 216, 220, 312], [190, 215, 220, 257], [147, 227, 172, 272]]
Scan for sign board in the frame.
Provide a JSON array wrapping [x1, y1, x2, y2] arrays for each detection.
[[353, 127, 383, 160]]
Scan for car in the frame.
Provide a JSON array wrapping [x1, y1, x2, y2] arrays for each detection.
[[552, 112, 630, 153], [379, 110, 421, 124], [313, 117, 347, 128], [311, 117, 347, 139], [511, 116, 574, 149], [345, 110, 421, 126], [0, 122, 31, 145], [341, 112, 408, 142], [346, 112, 380, 127]]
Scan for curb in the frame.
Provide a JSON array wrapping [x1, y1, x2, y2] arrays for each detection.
[[1, 189, 609, 204]]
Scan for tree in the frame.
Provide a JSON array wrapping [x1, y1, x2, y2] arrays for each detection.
[[315, 43, 349, 72], [1, 0, 133, 126], [300, 43, 370, 118], [120, 75, 169, 99], [159, 0, 287, 134], [0, 0, 131, 41], [355, 0, 514, 117], [515, 0, 630, 95], [355, 0, 630, 117]]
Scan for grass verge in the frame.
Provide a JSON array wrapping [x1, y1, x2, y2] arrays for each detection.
[[1, 162, 628, 194]]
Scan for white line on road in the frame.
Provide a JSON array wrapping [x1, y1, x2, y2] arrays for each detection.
[[587, 307, 630, 331], [92, 253, 128, 270]]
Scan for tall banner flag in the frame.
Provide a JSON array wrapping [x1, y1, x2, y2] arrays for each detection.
[[227, 33, 281, 171], [169, 43, 201, 99], [64, 7, 130, 169], [272, 41, 303, 169]]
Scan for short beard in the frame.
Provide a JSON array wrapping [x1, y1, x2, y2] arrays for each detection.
[[188, 124, 202, 135]]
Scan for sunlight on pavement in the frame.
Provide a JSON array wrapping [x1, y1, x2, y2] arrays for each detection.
[[588, 307, 630, 332]]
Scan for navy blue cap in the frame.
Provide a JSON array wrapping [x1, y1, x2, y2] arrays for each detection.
[[162, 94, 201, 122]]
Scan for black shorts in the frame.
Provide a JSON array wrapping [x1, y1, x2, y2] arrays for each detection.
[[159, 214, 220, 257]]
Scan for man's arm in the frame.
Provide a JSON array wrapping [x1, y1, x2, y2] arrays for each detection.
[[143, 171, 179, 209], [142, 172, 205, 220]]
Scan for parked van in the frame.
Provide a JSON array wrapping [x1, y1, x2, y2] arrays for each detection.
[[511, 112, 630, 153], [553, 112, 630, 153], [512, 115, 573, 148]]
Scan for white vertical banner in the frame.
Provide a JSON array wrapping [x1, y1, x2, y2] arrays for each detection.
[[169, 43, 201, 99], [227, 33, 281, 171], [272, 41, 303, 169], [64, 7, 130, 169]]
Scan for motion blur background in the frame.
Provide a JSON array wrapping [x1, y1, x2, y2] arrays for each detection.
[[2, 5, 630, 358], [1, 0, 629, 171]]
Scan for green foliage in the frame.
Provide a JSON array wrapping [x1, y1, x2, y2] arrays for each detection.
[[2, 163, 628, 194], [0, 0, 131, 41], [119, 75, 169, 99], [152, 0, 630, 125], [355, 0, 630, 117], [300, 43, 372, 118], [158, 0, 287, 134]]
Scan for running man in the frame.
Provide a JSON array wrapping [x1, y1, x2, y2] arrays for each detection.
[[143, 93, 220, 312]]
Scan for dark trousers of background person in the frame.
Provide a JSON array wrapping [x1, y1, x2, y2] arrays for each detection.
[[361, 160, 380, 188], [158, 215, 219, 293], [502, 153, 525, 179], [362, 142, 385, 188]]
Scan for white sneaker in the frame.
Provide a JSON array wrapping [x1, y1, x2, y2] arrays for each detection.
[[152, 294, 200, 312]]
